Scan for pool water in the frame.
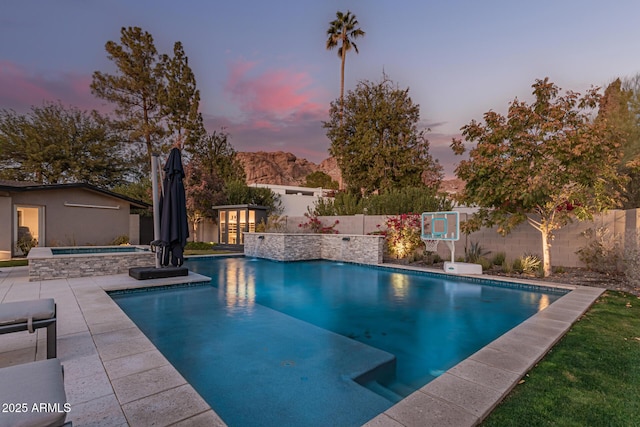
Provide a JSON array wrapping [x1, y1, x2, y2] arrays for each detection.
[[112, 257, 564, 427], [51, 246, 148, 255]]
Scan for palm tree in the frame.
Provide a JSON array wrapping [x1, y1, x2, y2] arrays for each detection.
[[326, 10, 365, 115]]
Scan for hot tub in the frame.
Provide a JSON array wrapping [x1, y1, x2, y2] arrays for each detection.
[[27, 246, 155, 281]]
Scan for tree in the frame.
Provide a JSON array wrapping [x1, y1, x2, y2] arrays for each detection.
[[183, 129, 246, 238], [91, 27, 202, 177], [91, 27, 165, 173], [225, 181, 282, 215], [302, 171, 338, 189], [599, 77, 640, 208], [0, 102, 127, 186], [159, 42, 204, 149], [324, 74, 443, 194], [451, 78, 624, 276], [185, 129, 245, 184], [184, 159, 226, 241], [326, 10, 365, 115]]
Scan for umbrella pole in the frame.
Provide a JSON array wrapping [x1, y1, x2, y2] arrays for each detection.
[[151, 154, 161, 268]]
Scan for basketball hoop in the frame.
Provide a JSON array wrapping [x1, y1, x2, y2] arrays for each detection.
[[422, 239, 440, 253]]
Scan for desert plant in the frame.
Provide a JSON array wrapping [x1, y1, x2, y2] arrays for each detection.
[[502, 259, 513, 274], [553, 266, 566, 274], [492, 251, 506, 266], [478, 257, 492, 271], [520, 254, 542, 275], [465, 241, 490, 263]]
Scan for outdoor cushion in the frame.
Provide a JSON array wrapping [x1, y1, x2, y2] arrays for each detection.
[[0, 358, 69, 427], [0, 299, 57, 359], [0, 299, 55, 330]]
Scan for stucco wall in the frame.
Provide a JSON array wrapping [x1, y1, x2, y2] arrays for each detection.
[[10, 188, 132, 247], [0, 197, 11, 260], [276, 209, 639, 268]]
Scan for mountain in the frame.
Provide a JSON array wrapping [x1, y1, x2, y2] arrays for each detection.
[[236, 151, 341, 186], [236, 151, 463, 193]]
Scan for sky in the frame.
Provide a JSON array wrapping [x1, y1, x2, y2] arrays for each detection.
[[2, 0, 640, 178]]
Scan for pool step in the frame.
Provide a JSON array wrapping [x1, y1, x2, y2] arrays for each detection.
[[361, 380, 404, 403]]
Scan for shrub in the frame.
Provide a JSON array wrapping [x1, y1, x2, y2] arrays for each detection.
[[256, 214, 287, 233], [492, 251, 506, 266], [298, 212, 339, 234], [576, 227, 623, 274], [624, 230, 640, 289], [185, 241, 215, 250], [110, 235, 130, 245], [502, 259, 513, 274], [383, 213, 422, 259], [478, 257, 492, 271], [553, 266, 566, 274], [520, 254, 541, 275], [16, 231, 37, 256], [465, 241, 490, 263]]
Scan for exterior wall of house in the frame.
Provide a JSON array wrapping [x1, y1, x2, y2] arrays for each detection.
[[0, 197, 12, 260], [251, 184, 329, 217], [10, 188, 132, 248]]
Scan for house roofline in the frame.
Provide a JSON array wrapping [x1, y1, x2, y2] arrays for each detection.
[[0, 181, 150, 209]]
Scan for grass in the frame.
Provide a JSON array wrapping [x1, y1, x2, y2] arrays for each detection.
[[0, 259, 28, 267], [482, 291, 640, 426]]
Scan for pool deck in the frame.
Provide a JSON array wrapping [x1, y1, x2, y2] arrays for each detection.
[[0, 263, 604, 427]]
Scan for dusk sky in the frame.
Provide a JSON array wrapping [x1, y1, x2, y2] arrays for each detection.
[[2, 0, 640, 177]]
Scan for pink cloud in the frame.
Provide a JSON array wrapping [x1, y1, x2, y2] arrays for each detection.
[[0, 60, 105, 113], [224, 59, 326, 120]]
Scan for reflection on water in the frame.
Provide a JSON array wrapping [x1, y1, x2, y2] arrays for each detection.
[[538, 294, 550, 311], [391, 273, 409, 299], [225, 264, 256, 312]]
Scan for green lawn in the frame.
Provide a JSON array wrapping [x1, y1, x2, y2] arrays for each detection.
[[482, 291, 640, 427], [0, 259, 28, 268]]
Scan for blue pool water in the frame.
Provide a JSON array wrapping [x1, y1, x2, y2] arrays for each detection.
[[51, 246, 148, 255], [112, 257, 565, 427]]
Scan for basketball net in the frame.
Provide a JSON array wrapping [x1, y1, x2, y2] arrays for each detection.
[[422, 239, 440, 253]]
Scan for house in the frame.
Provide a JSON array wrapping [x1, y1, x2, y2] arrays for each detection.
[[0, 180, 149, 260], [250, 183, 333, 216]]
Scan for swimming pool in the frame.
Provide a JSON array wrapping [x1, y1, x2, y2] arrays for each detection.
[[112, 257, 565, 426]]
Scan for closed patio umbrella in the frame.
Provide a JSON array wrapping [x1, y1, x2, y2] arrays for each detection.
[[159, 147, 189, 267]]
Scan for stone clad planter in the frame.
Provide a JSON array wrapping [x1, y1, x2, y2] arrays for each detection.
[[244, 233, 384, 265]]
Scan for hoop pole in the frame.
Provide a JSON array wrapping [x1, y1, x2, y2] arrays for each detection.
[[445, 240, 455, 263]]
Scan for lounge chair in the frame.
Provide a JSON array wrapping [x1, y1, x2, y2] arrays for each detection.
[[0, 299, 57, 359], [0, 358, 70, 427]]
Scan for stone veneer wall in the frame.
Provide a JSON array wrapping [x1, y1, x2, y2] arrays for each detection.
[[28, 248, 155, 281], [244, 233, 384, 265]]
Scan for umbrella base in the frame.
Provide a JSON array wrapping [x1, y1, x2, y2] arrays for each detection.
[[128, 266, 189, 280]]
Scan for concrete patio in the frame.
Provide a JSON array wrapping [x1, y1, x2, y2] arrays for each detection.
[[0, 263, 604, 426]]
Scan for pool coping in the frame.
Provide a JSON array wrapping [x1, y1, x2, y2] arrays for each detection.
[[0, 259, 604, 426]]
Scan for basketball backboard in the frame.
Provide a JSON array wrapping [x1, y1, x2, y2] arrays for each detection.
[[421, 211, 460, 241]]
